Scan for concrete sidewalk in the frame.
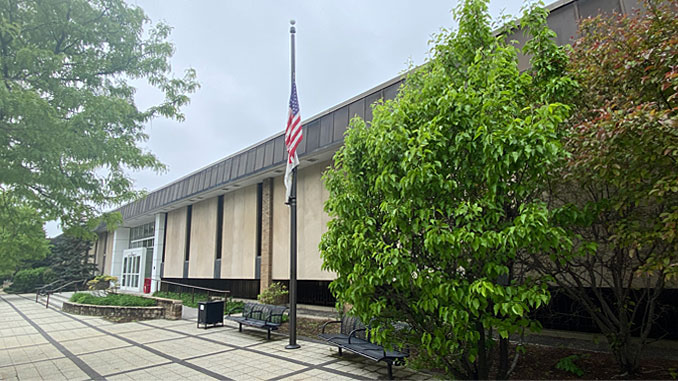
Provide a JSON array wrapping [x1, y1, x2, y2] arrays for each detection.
[[0, 293, 427, 380]]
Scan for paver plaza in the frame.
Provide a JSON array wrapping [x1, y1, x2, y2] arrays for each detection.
[[0, 294, 427, 380]]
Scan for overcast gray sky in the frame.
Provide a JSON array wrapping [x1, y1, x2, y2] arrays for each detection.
[[46, 0, 529, 237]]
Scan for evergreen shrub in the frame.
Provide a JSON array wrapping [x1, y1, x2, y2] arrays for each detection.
[[5, 267, 56, 293]]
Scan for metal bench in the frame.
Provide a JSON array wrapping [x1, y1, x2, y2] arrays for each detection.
[[318, 315, 409, 379], [226, 302, 287, 340]]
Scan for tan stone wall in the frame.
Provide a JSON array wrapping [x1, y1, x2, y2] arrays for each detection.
[[188, 197, 218, 278], [62, 301, 165, 321], [221, 185, 257, 279], [164, 207, 187, 277], [272, 161, 335, 280], [62, 295, 182, 320], [260, 179, 274, 291]]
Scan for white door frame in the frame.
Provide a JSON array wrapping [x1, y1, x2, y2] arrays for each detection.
[[120, 248, 145, 292]]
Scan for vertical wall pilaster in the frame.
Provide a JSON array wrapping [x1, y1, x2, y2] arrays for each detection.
[[260, 178, 274, 292], [110, 228, 130, 282], [151, 213, 166, 293]]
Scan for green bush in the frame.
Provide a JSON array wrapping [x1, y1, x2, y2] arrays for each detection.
[[153, 290, 243, 312], [226, 299, 245, 314], [87, 275, 117, 290], [70, 292, 157, 307], [257, 282, 288, 305], [555, 354, 588, 377], [0, 269, 14, 284], [5, 267, 54, 293], [153, 290, 210, 308]]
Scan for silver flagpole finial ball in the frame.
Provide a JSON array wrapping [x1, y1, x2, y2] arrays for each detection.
[[290, 19, 296, 25]]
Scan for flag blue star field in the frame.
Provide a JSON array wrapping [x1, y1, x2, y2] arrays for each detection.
[[284, 81, 302, 202]]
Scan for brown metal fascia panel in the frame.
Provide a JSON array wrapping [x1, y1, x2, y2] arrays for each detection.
[[254, 145, 266, 171], [114, 83, 396, 222], [577, 0, 621, 19], [186, 176, 195, 196], [272, 135, 285, 164], [365, 90, 384, 123], [237, 153, 248, 178], [332, 106, 349, 143], [118, 0, 601, 222], [296, 125, 308, 156], [263, 140, 275, 168], [246, 149, 256, 174], [548, 2, 579, 46], [173, 182, 182, 201], [201, 169, 211, 191], [104, 0, 600, 223], [319, 114, 333, 146], [349, 98, 366, 122], [230, 156, 240, 180], [209, 165, 219, 188], [222, 159, 232, 183], [383, 81, 402, 101], [305, 120, 321, 154]]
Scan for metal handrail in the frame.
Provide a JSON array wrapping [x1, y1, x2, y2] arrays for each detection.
[[154, 278, 230, 304], [35, 279, 61, 295], [35, 278, 89, 309]]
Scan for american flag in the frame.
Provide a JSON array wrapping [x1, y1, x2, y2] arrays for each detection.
[[284, 81, 302, 202]]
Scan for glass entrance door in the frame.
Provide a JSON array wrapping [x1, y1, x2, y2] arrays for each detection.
[[121, 248, 144, 291]]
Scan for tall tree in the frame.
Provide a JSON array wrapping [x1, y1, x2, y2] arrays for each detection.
[[0, 0, 198, 233], [0, 191, 50, 274], [48, 234, 96, 284], [528, 0, 678, 374], [320, 1, 574, 378]]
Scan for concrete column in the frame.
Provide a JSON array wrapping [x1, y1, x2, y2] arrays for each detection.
[[151, 213, 166, 293], [260, 178, 274, 292], [110, 228, 130, 282]]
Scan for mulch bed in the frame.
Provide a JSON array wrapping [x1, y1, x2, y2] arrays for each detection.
[[277, 317, 678, 379], [512, 344, 677, 380], [277, 316, 340, 338]]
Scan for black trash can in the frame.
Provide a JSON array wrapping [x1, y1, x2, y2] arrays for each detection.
[[197, 300, 224, 329]]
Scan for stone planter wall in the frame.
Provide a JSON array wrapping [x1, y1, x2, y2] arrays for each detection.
[[62, 301, 165, 321], [152, 296, 183, 320], [62, 296, 183, 321]]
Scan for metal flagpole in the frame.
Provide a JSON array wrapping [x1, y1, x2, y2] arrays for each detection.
[[285, 19, 300, 350]]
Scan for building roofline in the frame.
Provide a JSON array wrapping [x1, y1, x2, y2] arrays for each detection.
[[113, 0, 634, 224]]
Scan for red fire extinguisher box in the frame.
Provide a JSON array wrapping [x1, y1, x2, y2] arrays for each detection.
[[143, 278, 151, 293]]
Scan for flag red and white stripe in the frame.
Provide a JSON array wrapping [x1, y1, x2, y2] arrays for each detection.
[[284, 81, 302, 202]]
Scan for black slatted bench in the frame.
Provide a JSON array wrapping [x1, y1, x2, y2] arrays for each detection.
[[226, 302, 287, 340], [319, 315, 409, 379]]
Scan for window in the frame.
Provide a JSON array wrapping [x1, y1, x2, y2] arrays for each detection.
[[129, 222, 155, 249], [185, 205, 193, 261], [215, 195, 224, 260], [161, 213, 168, 263]]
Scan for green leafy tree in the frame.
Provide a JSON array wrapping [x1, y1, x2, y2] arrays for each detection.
[[320, 1, 574, 378], [0, 0, 198, 233], [528, 0, 678, 374], [0, 191, 50, 274]]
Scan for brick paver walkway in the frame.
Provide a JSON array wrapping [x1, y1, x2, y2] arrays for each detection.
[[0, 293, 426, 380]]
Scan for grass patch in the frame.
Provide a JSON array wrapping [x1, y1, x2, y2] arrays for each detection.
[[153, 290, 244, 312], [70, 292, 157, 307]]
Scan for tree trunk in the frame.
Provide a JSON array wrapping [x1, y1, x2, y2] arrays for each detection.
[[497, 337, 510, 379], [476, 321, 490, 380], [608, 333, 639, 375]]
